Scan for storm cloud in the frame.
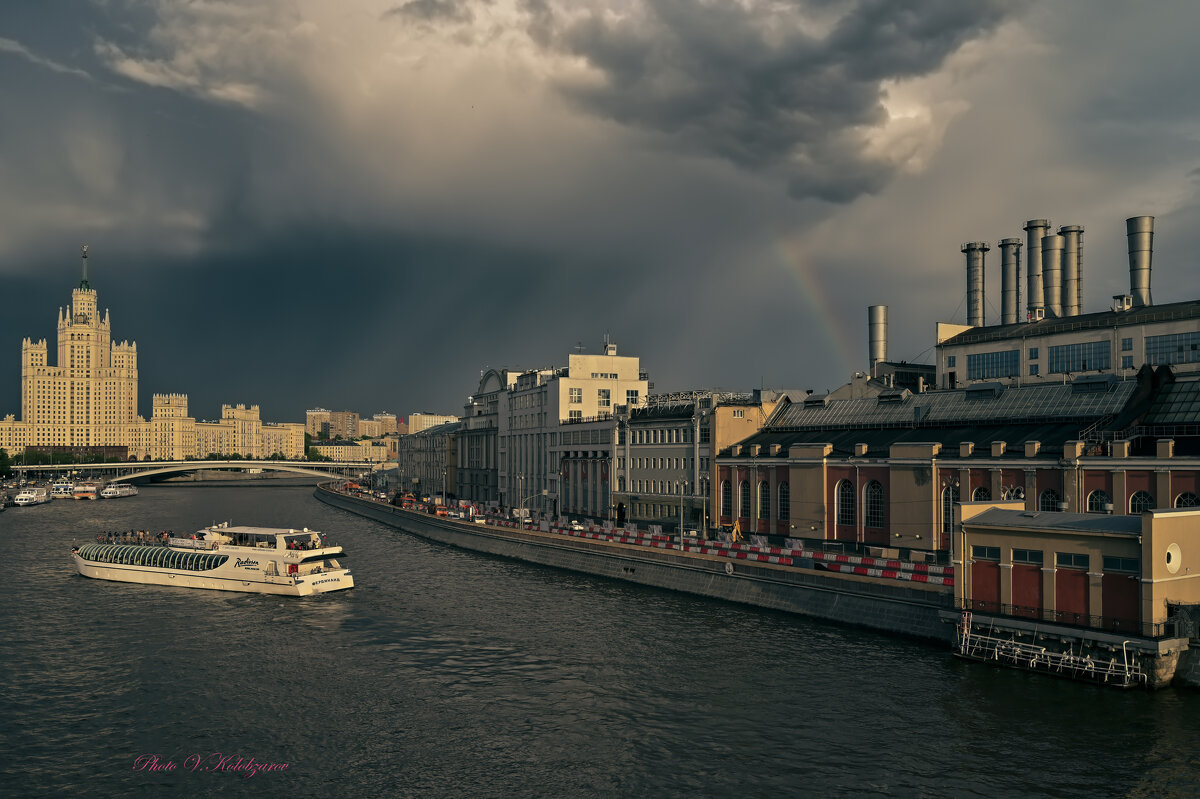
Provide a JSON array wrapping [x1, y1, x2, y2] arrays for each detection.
[[1, 1, 1199, 423]]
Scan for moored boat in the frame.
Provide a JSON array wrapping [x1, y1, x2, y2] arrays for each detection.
[[73, 482, 100, 500], [13, 486, 51, 506], [50, 481, 75, 499], [99, 483, 138, 499], [71, 522, 354, 596]]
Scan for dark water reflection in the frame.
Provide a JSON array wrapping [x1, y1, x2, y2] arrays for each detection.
[[1, 485, 1197, 798]]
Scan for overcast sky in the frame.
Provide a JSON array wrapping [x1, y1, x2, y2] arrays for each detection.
[[2, 1, 1199, 424]]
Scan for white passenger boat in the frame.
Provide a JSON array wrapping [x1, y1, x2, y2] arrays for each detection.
[[50, 481, 75, 499], [99, 483, 138, 499], [71, 523, 354, 596], [73, 482, 100, 500], [13, 486, 51, 506]]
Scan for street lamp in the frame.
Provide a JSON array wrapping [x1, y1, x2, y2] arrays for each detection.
[[679, 479, 689, 551]]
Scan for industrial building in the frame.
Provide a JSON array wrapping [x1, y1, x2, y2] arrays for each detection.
[[938, 216, 1200, 389]]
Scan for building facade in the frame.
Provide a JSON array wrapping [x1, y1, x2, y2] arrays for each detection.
[[715, 367, 1200, 558], [456, 369, 517, 506], [497, 340, 648, 518]]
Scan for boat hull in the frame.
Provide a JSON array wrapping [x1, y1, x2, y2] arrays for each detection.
[[72, 553, 354, 596]]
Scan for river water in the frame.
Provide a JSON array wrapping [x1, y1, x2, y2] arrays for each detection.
[[1, 484, 1197, 798]]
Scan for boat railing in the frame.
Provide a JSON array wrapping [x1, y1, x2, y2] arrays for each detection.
[[168, 537, 218, 551]]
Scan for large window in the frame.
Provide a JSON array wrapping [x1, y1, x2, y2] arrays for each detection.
[[597, 389, 611, 408], [972, 486, 991, 501], [626, 389, 639, 405], [864, 480, 884, 528], [569, 388, 582, 404], [739, 480, 751, 518], [721, 480, 732, 517], [1048, 340, 1111, 374], [1039, 488, 1062, 512], [836, 479, 855, 526], [758, 481, 770, 519], [1130, 490, 1155, 514], [966, 350, 1020, 380], [1087, 489, 1112, 513], [778, 482, 790, 522], [1176, 492, 1200, 508], [1146, 331, 1200, 367], [941, 484, 959, 534]]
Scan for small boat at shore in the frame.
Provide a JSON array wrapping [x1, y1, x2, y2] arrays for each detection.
[[13, 486, 51, 506], [51, 481, 75, 499], [71, 522, 354, 595], [73, 482, 100, 500], [99, 483, 138, 499]]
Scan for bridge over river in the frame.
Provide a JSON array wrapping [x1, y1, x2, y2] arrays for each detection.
[[12, 459, 380, 483]]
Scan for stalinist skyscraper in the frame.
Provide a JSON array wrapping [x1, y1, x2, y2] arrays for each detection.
[[0, 247, 304, 460], [19, 246, 139, 450]]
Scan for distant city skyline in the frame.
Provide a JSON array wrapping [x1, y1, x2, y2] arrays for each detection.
[[3, 2, 1200, 422]]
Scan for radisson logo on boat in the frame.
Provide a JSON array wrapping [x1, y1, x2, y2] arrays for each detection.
[[234, 558, 260, 569]]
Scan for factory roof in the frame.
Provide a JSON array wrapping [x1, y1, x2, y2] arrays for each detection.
[[764, 375, 1139, 432], [938, 299, 1200, 348]]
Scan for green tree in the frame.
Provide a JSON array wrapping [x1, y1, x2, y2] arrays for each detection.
[[0, 448, 10, 478]]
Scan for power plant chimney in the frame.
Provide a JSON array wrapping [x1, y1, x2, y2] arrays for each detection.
[[1041, 233, 1064, 318], [1023, 219, 1050, 319], [962, 242, 989, 327], [1058, 225, 1084, 316], [1127, 216, 1154, 307], [999, 238, 1022, 325], [868, 305, 887, 376]]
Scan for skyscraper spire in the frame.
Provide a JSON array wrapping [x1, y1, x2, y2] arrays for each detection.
[[80, 244, 90, 290]]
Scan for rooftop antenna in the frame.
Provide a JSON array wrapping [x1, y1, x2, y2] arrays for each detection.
[[574, 341, 585, 354], [79, 244, 90, 290]]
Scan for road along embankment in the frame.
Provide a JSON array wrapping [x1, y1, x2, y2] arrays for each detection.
[[316, 484, 954, 643]]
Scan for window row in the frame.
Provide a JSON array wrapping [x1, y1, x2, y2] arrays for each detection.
[[719, 480, 791, 522]]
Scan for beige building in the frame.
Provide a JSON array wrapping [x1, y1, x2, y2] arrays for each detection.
[[408, 412, 458, 434], [306, 408, 361, 439], [499, 339, 648, 517], [0, 265, 303, 460], [312, 440, 390, 463]]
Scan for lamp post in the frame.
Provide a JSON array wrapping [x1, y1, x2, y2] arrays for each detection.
[[679, 479, 690, 551]]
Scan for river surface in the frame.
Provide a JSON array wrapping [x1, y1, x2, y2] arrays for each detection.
[[1, 484, 1198, 798]]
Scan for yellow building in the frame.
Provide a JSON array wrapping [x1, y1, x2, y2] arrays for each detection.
[[0, 258, 303, 461]]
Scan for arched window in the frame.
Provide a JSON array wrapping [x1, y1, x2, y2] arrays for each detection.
[[864, 480, 884, 528], [1039, 488, 1061, 512], [836, 479, 855, 526], [1175, 492, 1200, 508], [941, 484, 959, 533], [1087, 489, 1112, 513], [739, 480, 751, 518], [758, 481, 770, 519], [1130, 490, 1155, 514], [972, 486, 991, 502], [778, 482, 790, 521], [721, 480, 732, 517]]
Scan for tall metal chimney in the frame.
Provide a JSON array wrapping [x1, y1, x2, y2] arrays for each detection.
[[868, 305, 887, 376], [999, 238, 1022, 325], [1041, 233, 1064, 318], [1127, 216, 1154, 307], [962, 242, 989, 327], [1058, 225, 1084, 316], [1024, 219, 1050, 319]]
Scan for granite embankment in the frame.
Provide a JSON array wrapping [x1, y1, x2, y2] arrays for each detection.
[[315, 484, 955, 643]]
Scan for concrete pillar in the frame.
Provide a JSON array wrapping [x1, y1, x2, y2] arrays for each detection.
[[990, 468, 1003, 502], [1024, 469, 1038, 512], [1156, 468, 1171, 510], [1042, 566, 1057, 619], [1112, 470, 1128, 515], [1000, 559, 1014, 606]]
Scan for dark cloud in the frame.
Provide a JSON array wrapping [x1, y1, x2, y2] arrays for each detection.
[[384, 0, 480, 24], [526, 0, 1017, 203]]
